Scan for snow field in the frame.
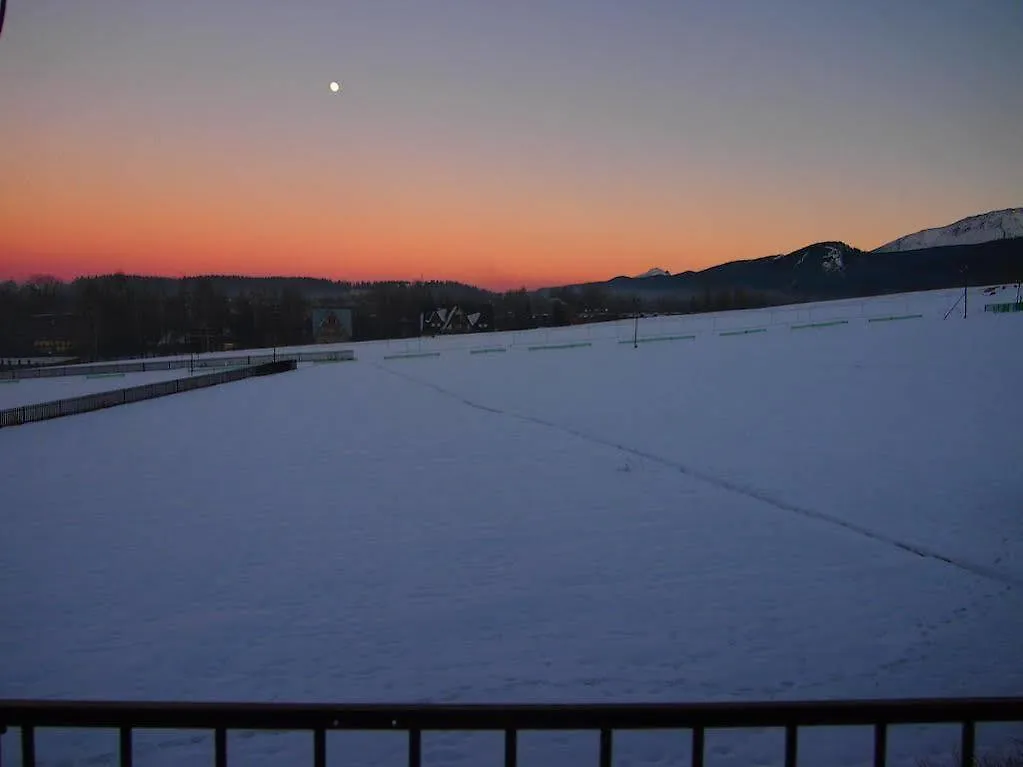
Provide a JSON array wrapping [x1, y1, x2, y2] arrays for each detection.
[[0, 287, 1021, 766]]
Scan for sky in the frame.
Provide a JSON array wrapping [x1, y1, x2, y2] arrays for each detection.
[[1, 0, 1021, 290]]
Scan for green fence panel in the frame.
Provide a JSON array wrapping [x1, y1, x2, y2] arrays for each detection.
[[984, 302, 1023, 313], [867, 314, 923, 323], [527, 342, 592, 351], [791, 320, 849, 330], [618, 334, 696, 344], [719, 328, 767, 337], [382, 351, 442, 360]]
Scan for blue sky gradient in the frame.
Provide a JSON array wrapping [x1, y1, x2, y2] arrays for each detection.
[[1, 0, 1020, 286]]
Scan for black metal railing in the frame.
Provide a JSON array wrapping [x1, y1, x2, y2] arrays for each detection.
[[1, 697, 1021, 767], [0, 349, 354, 381], [0, 360, 297, 428]]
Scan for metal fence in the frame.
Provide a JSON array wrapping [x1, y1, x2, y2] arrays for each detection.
[[0, 360, 297, 429], [0, 350, 354, 381], [984, 302, 1023, 313], [1, 697, 1021, 767]]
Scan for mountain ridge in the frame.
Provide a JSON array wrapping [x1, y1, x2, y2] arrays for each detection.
[[560, 208, 1021, 303], [874, 208, 1023, 253]]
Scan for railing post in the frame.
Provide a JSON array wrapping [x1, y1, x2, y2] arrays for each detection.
[[313, 728, 326, 767], [120, 727, 133, 767], [215, 728, 227, 767], [21, 726, 35, 767], [961, 721, 975, 767], [692, 726, 705, 767], [504, 729, 517, 767], [599, 728, 613, 767], [873, 723, 887, 767], [784, 724, 798, 767], [408, 729, 421, 767]]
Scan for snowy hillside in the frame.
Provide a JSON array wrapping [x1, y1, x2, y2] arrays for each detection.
[[1, 289, 1022, 767], [874, 208, 1023, 252]]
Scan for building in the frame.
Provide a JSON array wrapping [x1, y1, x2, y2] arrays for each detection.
[[311, 308, 354, 343], [420, 305, 493, 335]]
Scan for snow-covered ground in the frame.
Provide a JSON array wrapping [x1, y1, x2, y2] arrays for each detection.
[[41, 284, 1016, 375], [0, 369, 213, 410], [38, 285, 991, 373], [1, 288, 1022, 767]]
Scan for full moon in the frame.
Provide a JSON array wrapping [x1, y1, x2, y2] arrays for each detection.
[[329, 81, 341, 93]]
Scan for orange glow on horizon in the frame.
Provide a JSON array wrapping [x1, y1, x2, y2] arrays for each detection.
[[0, 98, 933, 291], [0, 152, 912, 290], [0, 108, 988, 291], [2, 2, 1018, 293]]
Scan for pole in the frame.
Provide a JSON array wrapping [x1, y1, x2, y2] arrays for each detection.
[[633, 300, 640, 349], [963, 265, 968, 319]]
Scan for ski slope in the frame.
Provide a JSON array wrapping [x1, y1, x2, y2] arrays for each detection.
[[1, 288, 1022, 767]]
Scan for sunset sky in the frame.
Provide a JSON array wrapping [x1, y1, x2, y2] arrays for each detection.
[[1, 0, 1021, 289]]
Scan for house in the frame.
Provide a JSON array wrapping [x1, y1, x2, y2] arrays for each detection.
[[311, 308, 353, 343], [420, 305, 493, 335], [27, 313, 77, 356]]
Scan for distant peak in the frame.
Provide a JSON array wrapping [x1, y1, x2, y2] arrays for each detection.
[[786, 241, 854, 272], [636, 268, 671, 278]]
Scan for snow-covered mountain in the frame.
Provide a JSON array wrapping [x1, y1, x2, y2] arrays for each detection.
[[790, 242, 853, 273], [874, 208, 1023, 253], [560, 207, 1021, 303], [635, 268, 671, 278]]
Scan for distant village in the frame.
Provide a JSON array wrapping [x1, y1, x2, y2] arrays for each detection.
[[0, 275, 610, 365], [0, 273, 778, 366]]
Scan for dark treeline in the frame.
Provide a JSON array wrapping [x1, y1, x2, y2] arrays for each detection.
[[547, 284, 782, 319], [0, 274, 780, 362]]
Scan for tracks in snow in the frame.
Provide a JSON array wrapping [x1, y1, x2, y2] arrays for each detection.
[[377, 363, 1021, 592]]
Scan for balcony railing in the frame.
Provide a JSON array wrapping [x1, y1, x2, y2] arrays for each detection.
[[2, 696, 1022, 767]]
